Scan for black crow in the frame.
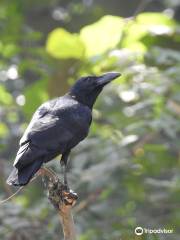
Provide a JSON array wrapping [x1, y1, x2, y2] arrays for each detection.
[[7, 72, 120, 186]]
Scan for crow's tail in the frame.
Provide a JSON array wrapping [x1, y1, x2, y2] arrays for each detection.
[[6, 160, 43, 186]]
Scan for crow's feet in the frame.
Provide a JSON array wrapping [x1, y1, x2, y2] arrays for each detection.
[[47, 178, 78, 210]]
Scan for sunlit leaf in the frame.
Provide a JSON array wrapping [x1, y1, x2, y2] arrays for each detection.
[[46, 28, 85, 59], [80, 15, 124, 57], [122, 13, 176, 52], [137, 12, 176, 26]]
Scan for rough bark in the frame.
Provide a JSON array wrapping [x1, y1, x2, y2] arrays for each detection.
[[39, 167, 78, 240]]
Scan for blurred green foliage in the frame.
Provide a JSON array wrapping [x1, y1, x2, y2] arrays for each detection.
[[0, 1, 180, 240]]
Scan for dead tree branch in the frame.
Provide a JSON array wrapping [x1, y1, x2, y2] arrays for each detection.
[[40, 167, 78, 240]]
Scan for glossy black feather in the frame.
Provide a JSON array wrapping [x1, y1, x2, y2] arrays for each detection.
[[7, 72, 120, 186], [7, 95, 91, 186]]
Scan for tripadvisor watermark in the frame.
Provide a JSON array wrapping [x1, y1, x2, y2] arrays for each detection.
[[135, 226, 174, 236]]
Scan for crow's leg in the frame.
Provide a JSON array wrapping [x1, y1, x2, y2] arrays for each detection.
[[60, 150, 71, 187]]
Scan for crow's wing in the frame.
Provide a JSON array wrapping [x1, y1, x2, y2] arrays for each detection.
[[13, 100, 65, 168], [14, 97, 91, 169], [13, 112, 69, 169], [19, 99, 56, 145]]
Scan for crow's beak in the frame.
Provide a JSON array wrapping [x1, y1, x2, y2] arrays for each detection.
[[97, 72, 121, 85]]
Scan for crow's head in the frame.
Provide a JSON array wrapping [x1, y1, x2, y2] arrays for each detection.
[[70, 72, 121, 108]]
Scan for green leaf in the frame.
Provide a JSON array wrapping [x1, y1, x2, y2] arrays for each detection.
[[122, 21, 148, 52], [23, 78, 49, 119], [46, 28, 85, 59], [0, 85, 13, 105], [137, 12, 176, 26], [0, 123, 9, 137], [2, 43, 19, 58], [122, 13, 176, 52], [80, 15, 124, 57]]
